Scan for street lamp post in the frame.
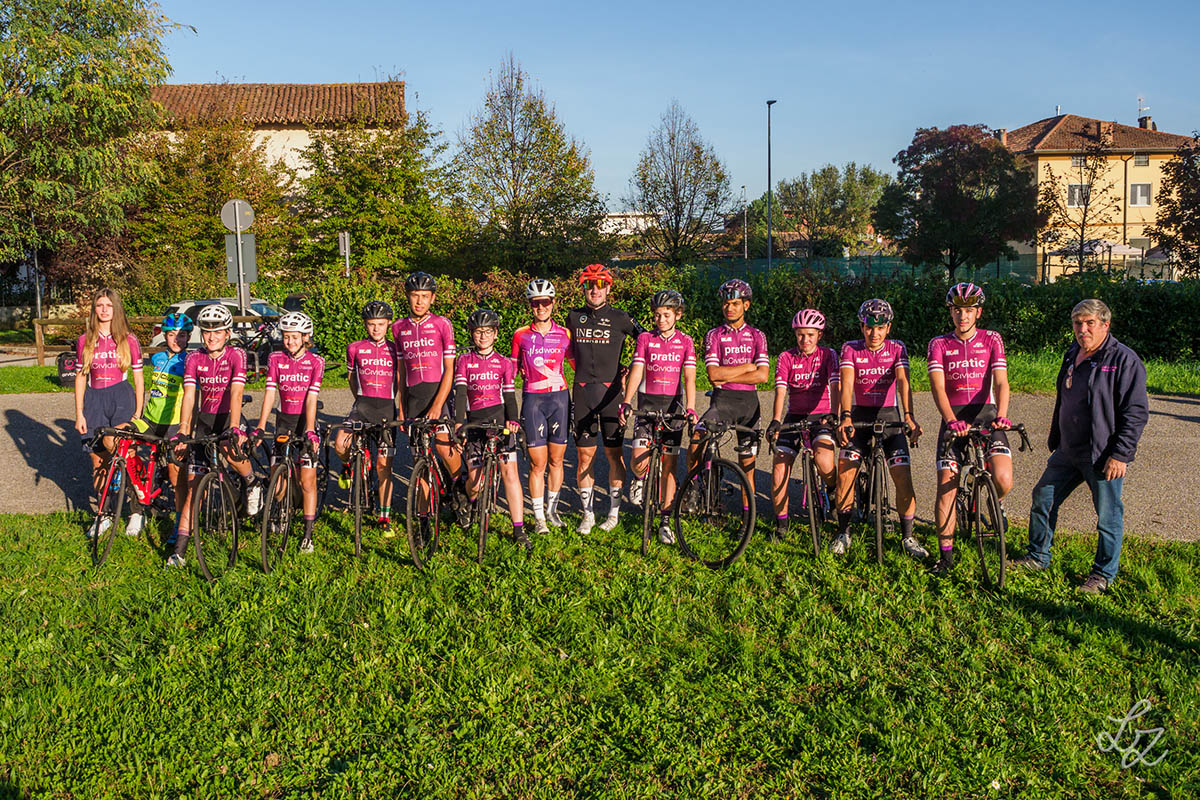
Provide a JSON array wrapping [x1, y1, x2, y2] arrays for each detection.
[[766, 100, 777, 269], [741, 185, 748, 261]]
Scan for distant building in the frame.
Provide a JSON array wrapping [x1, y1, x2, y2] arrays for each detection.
[[601, 212, 658, 237], [151, 82, 406, 175]]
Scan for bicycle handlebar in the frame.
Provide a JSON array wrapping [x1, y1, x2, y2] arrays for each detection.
[[95, 426, 165, 446], [939, 421, 1033, 454], [454, 421, 525, 444]]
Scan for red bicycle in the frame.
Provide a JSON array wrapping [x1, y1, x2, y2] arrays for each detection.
[[91, 426, 171, 567]]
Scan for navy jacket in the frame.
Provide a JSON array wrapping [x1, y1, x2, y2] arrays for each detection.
[[1048, 333, 1149, 468]]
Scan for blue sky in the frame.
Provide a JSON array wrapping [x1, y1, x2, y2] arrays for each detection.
[[159, 0, 1200, 207]]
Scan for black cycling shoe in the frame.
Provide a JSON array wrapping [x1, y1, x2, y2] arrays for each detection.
[[769, 519, 788, 542], [514, 526, 532, 550], [931, 555, 955, 576]]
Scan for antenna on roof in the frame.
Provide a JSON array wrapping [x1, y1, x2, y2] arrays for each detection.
[[1138, 96, 1150, 116], [1056, 104, 1061, 115]]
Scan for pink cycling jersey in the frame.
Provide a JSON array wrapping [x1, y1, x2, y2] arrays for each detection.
[[775, 346, 840, 416], [347, 338, 398, 401], [840, 339, 909, 409], [511, 322, 572, 394], [391, 314, 455, 387], [927, 329, 1007, 406], [76, 333, 143, 389], [703, 322, 769, 391], [632, 330, 695, 396], [266, 350, 324, 416], [184, 347, 246, 415], [454, 350, 516, 412]]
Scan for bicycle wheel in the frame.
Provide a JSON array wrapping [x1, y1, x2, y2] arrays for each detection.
[[974, 474, 1007, 590], [260, 463, 296, 573], [193, 472, 238, 582], [314, 442, 329, 517], [474, 459, 496, 564], [91, 460, 130, 568], [674, 458, 755, 569], [871, 451, 887, 565], [351, 451, 366, 558], [801, 452, 826, 558], [641, 452, 660, 557], [407, 457, 441, 569]]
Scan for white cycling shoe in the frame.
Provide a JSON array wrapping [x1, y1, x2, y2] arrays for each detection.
[[902, 537, 930, 560], [577, 513, 596, 535], [830, 532, 852, 555], [597, 513, 620, 533], [126, 512, 145, 538]]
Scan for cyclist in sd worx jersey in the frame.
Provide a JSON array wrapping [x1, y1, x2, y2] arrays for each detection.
[[454, 309, 528, 548], [927, 283, 1013, 576], [251, 312, 324, 553], [766, 308, 840, 541], [688, 279, 769, 496], [337, 300, 400, 528], [168, 304, 259, 567], [393, 272, 464, 515], [565, 264, 643, 535], [833, 299, 927, 560], [619, 290, 697, 544], [513, 278, 573, 535]]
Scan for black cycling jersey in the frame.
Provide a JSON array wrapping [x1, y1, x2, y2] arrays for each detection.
[[565, 303, 642, 385]]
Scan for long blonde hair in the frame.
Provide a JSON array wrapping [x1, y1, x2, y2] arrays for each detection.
[[81, 287, 134, 373]]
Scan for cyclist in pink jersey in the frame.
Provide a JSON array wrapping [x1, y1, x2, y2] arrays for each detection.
[[251, 312, 324, 552], [453, 309, 528, 548], [618, 290, 697, 544], [512, 278, 573, 534], [927, 282, 1013, 576], [686, 279, 769, 506], [73, 288, 145, 540], [831, 298, 928, 561], [168, 304, 260, 568], [335, 300, 401, 528], [765, 309, 840, 540]]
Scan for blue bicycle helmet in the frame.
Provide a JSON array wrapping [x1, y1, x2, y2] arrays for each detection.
[[161, 312, 195, 333]]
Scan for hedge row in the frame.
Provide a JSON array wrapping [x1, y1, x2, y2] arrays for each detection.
[[138, 266, 1200, 364]]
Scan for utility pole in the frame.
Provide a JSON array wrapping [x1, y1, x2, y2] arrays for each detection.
[[766, 100, 777, 269]]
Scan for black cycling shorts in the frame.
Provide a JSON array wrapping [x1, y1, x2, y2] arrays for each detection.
[[403, 380, 453, 421], [699, 388, 761, 455], [775, 413, 836, 457], [632, 392, 686, 451], [573, 381, 624, 448], [935, 404, 1011, 474], [188, 412, 232, 473], [462, 406, 518, 468], [272, 411, 316, 469], [840, 406, 909, 468], [348, 396, 396, 425]]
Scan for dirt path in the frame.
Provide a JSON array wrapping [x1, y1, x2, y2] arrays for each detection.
[[1, 389, 1194, 541]]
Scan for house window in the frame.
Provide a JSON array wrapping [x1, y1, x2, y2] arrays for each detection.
[[1134, 153, 1149, 167], [1067, 184, 1091, 207], [1130, 183, 1152, 207], [1071, 155, 1086, 168]]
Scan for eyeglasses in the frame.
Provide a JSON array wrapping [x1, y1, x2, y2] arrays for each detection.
[[530, 298, 553, 309], [863, 316, 890, 327], [582, 279, 609, 290]]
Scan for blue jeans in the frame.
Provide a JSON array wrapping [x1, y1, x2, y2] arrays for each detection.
[[1026, 449, 1125, 581]]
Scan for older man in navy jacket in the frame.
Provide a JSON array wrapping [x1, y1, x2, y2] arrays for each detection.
[[1011, 299, 1149, 592]]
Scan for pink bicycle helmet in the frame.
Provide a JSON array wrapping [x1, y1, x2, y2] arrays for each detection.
[[792, 308, 826, 330], [946, 282, 986, 307]]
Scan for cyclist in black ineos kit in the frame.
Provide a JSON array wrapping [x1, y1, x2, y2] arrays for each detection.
[[565, 264, 643, 535]]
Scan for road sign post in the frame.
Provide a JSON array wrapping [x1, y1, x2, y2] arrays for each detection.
[[338, 231, 350, 278], [220, 199, 255, 315]]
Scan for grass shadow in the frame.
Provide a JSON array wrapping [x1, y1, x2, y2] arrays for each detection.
[[1009, 592, 1200, 660]]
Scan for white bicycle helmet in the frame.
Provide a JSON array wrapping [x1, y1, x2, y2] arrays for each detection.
[[525, 278, 556, 300], [196, 304, 234, 331], [278, 311, 314, 335]]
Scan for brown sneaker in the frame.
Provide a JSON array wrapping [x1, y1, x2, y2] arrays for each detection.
[[1008, 555, 1047, 571], [1077, 573, 1109, 594]]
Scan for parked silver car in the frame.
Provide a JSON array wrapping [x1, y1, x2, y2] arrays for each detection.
[[149, 297, 284, 350]]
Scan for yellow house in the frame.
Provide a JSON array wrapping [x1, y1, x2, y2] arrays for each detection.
[[998, 113, 1192, 279]]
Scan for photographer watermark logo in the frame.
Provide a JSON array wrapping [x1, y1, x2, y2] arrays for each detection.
[[1096, 699, 1168, 768]]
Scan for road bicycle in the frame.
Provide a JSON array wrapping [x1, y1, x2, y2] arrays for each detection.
[[405, 417, 460, 570], [176, 428, 255, 582], [672, 419, 760, 569], [90, 426, 171, 567], [844, 420, 916, 565], [770, 418, 836, 557], [456, 421, 526, 563], [327, 417, 404, 559], [943, 422, 1032, 589], [258, 427, 329, 573], [631, 409, 692, 557]]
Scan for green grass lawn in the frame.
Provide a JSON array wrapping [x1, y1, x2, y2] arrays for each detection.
[[0, 366, 351, 395], [0, 328, 34, 345], [0, 510, 1195, 798]]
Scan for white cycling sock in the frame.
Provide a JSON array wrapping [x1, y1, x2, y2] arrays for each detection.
[[547, 490, 560, 514], [579, 487, 593, 513], [532, 496, 545, 519], [608, 484, 622, 517]]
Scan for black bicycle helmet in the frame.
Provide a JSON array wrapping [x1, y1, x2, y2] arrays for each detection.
[[467, 308, 501, 331], [405, 271, 437, 293], [718, 278, 752, 301], [651, 290, 685, 311], [362, 300, 394, 321]]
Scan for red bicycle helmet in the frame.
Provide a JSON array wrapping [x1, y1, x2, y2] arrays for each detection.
[[579, 264, 614, 285]]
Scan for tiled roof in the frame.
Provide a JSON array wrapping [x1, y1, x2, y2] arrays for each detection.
[[1005, 114, 1191, 153], [151, 82, 406, 127]]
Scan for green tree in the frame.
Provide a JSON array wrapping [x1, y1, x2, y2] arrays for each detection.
[[0, 0, 179, 264], [744, 191, 785, 258], [293, 103, 468, 278], [626, 100, 733, 264], [1147, 135, 1200, 277], [873, 124, 1041, 281], [778, 163, 892, 260], [454, 55, 613, 275]]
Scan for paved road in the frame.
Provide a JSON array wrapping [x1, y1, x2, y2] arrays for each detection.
[[1, 389, 1195, 541]]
